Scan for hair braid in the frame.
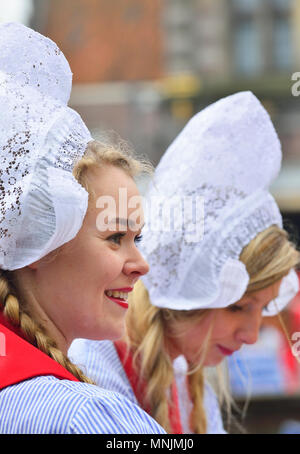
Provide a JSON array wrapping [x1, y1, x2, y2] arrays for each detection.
[[187, 368, 207, 433], [0, 271, 94, 384], [127, 281, 219, 433], [140, 307, 174, 432], [126, 281, 175, 433]]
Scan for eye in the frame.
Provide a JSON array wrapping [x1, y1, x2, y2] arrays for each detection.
[[228, 304, 243, 313], [107, 232, 126, 245], [134, 234, 143, 245]]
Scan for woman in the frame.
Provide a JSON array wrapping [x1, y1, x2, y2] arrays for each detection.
[[0, 22, 165, 434], [69, 91, 300, 434]]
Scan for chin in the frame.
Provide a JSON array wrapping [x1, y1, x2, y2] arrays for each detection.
[[203, 355, 224, 367]]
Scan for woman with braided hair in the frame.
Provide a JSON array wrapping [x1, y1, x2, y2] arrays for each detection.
[[0, 23, 166, 435], [70, 92, 300, 434]]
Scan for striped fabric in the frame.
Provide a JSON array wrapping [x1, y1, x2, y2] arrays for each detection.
[[69, 340, 139, 405], [0, 375, 166, 434], [69, 339, 226, 434]]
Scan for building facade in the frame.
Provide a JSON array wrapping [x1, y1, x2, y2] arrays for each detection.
[[29, 0, 300, 210]]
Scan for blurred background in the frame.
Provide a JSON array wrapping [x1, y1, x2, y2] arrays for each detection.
[[3, 0, 300, 434]]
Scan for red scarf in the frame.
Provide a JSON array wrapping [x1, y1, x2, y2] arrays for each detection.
[[0, 312, 78, 389], [114, 339, 183, 434]]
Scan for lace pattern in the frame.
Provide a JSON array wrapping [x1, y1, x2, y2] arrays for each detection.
[[0, 23, 92, 270], [0, 22, 72, 103], [140, 92, 287, 312]]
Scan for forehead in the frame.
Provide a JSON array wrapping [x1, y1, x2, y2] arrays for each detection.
[[240, 280, 282, 304], [84, 165, 144, 231], [87, 165, 139, 199]]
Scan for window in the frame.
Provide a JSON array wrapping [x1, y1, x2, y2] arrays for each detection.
[[232, 0, 260, 13], [273, 16, 292, 71], [271, 0, 292, 13], [234, 18, 262, 75], [231, 0, 292, 75]]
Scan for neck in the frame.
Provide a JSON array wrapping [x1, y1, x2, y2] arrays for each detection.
[[8, 269, 69, 356], [28, 302, 69, 356], [165, 335, 183, 362]]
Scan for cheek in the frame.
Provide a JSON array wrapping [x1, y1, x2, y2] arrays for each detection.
[[97, 251, 124, 282], [209, 312, 237, 341], [69, 243, 124, 284]]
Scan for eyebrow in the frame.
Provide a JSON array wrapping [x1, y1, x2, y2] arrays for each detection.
[[245, 294, 259, 303], [108, 217, 145, 231], [232, 295, 258, 307]]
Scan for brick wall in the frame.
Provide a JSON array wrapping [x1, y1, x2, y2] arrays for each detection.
[[43, 0, 163, 82]]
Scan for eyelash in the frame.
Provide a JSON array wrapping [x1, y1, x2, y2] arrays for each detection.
[[134, 234, 143, 244], [228, 303, 269, 313], [108, 233, 143, 245], [228, 305, 243, 313], [108, 233, 125, 245]]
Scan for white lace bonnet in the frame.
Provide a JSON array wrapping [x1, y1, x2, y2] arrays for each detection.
[[0, 22, 92, 271], [140, 91, 299, 316]]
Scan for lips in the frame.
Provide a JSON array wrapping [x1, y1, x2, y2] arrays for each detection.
[[217, 345, 235, 356], [104, 287, 133, 309]]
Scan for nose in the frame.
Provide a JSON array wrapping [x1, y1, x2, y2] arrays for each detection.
[[235, 311, 262, 346], [123, 247, 149, 279]]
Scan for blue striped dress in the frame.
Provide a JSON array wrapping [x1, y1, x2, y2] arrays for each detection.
[[69, 339, 226, 434], [0, 374, 166, 434]]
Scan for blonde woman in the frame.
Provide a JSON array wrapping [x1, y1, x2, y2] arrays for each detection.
[[0, 23, 166, 434], [69, 92, 299, 433]]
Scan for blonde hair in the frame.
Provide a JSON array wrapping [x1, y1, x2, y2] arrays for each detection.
[[125, 224, 300, 433], [239, 225, 299, 294], [0, 139, 152, 383]]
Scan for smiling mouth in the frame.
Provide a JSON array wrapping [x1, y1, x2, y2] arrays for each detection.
[[104, 288, 132, 309]]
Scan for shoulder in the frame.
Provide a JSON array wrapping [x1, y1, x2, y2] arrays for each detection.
[[0, 375, 165, 434], [69, 338, 137, 404]]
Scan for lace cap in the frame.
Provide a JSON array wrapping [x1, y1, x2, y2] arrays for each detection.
[[141, 91, 298, 315], [0, 22, 72, 103], [0, 23, 92, 270]]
